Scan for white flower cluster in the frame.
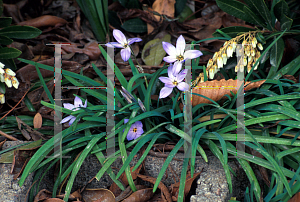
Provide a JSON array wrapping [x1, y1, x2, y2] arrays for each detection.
[[0, 62, 19, 104]]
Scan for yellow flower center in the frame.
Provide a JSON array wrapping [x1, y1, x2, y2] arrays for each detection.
[[124, 43, 128, 48], [133, 128, 137, 133], [177, 55, 184, 61], [173, 80, 178, 86]]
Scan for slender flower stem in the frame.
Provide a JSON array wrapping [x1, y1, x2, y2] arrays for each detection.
[[130, 46, 149, 88]]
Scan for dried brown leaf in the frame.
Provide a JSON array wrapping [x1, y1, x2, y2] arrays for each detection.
[[82, 188, 115, 202], [192, 79, 265, 106], [34, 113, 43, 129], [18, 15, 68, 28], [137, 174, 172, 202], [123, 188, 154, 202], [169, 171, 202, 201]]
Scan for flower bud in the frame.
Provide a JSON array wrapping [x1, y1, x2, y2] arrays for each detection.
[[242, 40, 247, 47], [254, 62, 259, 70], [11, 76, 19, 89], [4, 77, 12, 88], [232, 42, 237, 52], [245, 46, 251, 56], [222, 53, 227, 65], [257, 43, 263, 51], [217, 56, 223, 68], [252, 38, 257, 48], [0, 62, 4, 69], [5, 68, 16, 76], [235, 65, 239, 72], [0, 93, 4, 104], [239, 65, 244, 72], [0, 74, 4, 82], [0, 68, 4, 74], [243, 56, 247, 66], [226, 46, 233, 58], [247, 65, 252, 73], [209, 68, 215, 79]]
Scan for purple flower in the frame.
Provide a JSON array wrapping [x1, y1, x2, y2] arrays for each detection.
[[124, 119, 144, 141], [106, 29, 142, 62], [60, 96, 87, 126], [159, 64, 190, 99], [162, 35, 203, 75]]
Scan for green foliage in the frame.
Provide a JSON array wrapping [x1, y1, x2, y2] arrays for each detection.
[[76, 0, 108, 42], [0, 17, 41, 70]]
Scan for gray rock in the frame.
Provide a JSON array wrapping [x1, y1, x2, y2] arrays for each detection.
[[1, 141, 249, 202], [0, 141, 34, 202]]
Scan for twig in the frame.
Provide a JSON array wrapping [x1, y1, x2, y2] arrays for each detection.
[[0, 130, 18, 141], [0, 86, 32, 121]]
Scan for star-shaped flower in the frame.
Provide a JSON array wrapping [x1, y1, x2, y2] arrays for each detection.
[[60, 96, 87, 126], [162, 35, 203, 74], [106, 29, 142, 62], [124, 119, 144, 141], [158, 64, 189, 99]]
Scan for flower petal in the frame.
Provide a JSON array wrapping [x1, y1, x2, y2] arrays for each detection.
[[163, 55, 177, 63], [134, 121, 143, 129], [124, 119, 129, 124], [162, 41, 176, 57], [177, 69, 188, 82], [106, 42, 123, 48], [159, 76, 172, 85], [172, 62, 182, 75], [74, 96, 83, 108], [128, 37, 142, 45], [121, 47, 131, 62], [177, 82, 189, 92], [176, 35, 185, 56], [184, 50, 203, 60], [113, 29, 127, 45], [68, 117, 77, 125], [60, 115, 73, 124], [63, 103, 75, 110], [159, 87, 173, 98], [127, 130, 135, 141], [167, 65, 175, 79]]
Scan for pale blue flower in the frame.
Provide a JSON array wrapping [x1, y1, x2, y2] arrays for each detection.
[[162, 35, 203, 74], [158, 64, 189, 99], [60, 96, 87, 126], [106, 29, 142, 62], [124, 119, 144, 141]]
